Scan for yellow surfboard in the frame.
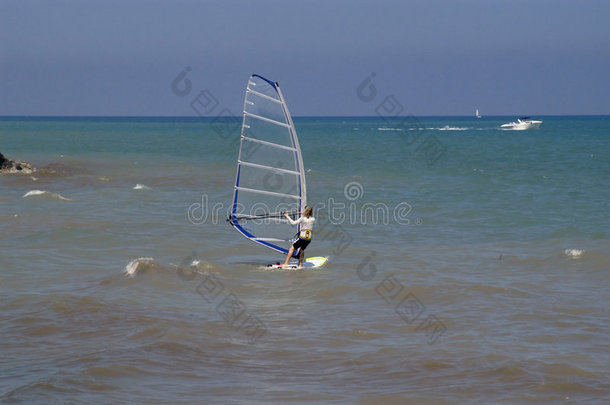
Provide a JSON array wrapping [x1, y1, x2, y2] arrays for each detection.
[[266, 256, 328, 269]]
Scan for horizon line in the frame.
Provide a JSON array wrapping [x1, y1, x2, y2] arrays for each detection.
[[1, 114, 608, 119]]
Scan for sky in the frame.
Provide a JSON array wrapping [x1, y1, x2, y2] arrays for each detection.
[[1, 0, 609, 117]]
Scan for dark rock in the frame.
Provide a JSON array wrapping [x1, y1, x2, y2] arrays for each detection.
[[0, 152, 35, 174]]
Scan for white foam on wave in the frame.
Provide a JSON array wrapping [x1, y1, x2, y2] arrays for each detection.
[[438, 126, 469, 131], [22, 190, 72, 201], [133, 184, 151, 190], [22, 190, 45, 197], [564, 249, 585, 259], [172, 257, 217, 270], [377, 127, 403, 131], [124, 257, 155, 276]]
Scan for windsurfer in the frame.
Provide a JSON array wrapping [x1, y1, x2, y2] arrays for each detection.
[[283, 206, 315, 268]]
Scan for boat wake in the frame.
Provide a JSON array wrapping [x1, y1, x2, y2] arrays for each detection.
[[438, 125, 470, 131], [377, 127, 405, 131]]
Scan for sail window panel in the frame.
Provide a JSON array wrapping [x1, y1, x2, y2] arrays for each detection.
[[233, 188, 301, 241], [234, 189, 300, 219], [245, 91, 287, 128], [239, 139, 299, 172], [240, 218, 296, 243], [247, 75, 281, 99], [243, 114, 293, 147], [238, 165, 301, 198]]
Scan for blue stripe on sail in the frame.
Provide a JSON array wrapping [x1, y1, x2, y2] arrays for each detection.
[[261, 240, 290, 255], [251, 74, 278, 92], [230, 217, 289, 255]]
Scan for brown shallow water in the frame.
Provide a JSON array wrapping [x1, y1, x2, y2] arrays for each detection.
[[2, 117, 609, 403]]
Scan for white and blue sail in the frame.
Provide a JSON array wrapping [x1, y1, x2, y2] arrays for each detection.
[[228, 74, 306, 256]]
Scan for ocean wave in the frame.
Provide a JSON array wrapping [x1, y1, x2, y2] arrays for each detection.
[[124, 257, 156, 276], [169, 258, 217, 274], [564, 249, 585, 259], [22, 190, 72, 201], [125, 256, 216, 278], [133, 184, 151, 190]]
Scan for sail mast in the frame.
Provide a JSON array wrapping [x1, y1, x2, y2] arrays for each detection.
[[276, 82, 306, 208]]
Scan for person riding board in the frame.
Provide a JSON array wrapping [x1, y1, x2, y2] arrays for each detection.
[[283, 206, 315, 268]]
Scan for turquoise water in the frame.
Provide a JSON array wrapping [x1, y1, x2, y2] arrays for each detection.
[[1, 116, 609, 403]]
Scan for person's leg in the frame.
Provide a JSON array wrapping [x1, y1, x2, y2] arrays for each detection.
[[298, 249, 304, 267], [283, 246, 295, 266]]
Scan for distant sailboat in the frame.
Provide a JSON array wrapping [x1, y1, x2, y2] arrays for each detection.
[[475, 109, 482, 119]]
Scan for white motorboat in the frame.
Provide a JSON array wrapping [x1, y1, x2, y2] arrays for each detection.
[[501, 117, 542, 130]]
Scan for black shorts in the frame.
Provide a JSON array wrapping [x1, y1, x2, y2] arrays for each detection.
[[292, 237, 311, 251]]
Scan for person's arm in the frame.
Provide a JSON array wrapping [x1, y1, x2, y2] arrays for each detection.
[[284, 213, 302, 225]]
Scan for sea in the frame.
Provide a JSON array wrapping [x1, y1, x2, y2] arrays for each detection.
[[1, 116, 609, 404]]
